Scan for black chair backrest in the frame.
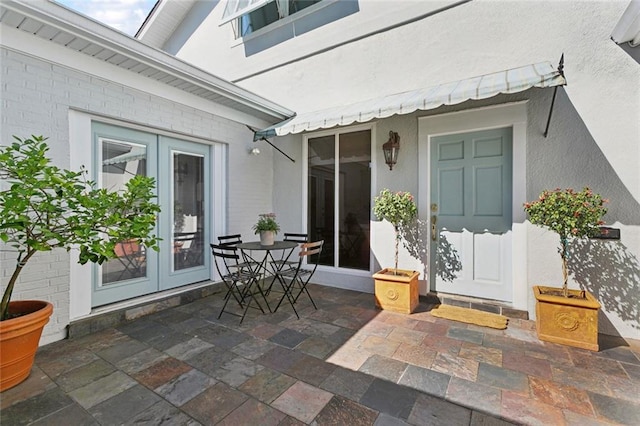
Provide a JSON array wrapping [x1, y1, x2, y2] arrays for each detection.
[[283, 233, 308, 243], [218, 234, 243, 247], [210, 243, 240, 276]]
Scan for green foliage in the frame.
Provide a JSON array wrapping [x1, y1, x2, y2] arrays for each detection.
[[524, 187, 608, 294], [373, 189, 417, 229], [0, 135, 161, 320], [373, 189, 418, 272], [252, 213, 280, 234], [524, 187, 607, 239]]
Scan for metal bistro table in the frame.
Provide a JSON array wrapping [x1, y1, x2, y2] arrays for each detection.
[[236, 240, 298, 296]]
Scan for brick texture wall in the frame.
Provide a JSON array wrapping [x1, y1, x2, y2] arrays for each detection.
[[0, 47, 275, 343]]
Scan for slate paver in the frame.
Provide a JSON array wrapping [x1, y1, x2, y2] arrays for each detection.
[[54, 358, 116, 392], [217, 397, 286, 426], [239, 367, 297, 403], [68, 371, 137, 409], [0, 387, 74, 426], [155, 369, 216, 406], [359, 378, 419, 420], [271, 381, 333, 423], [88, 384, 161, 424], [9, 284, 638, 426], [181, 382, 249, 425], [398, 364, 451, 398], [320, 366, 375, 402], [588, 391, 640, 425], [408, 392, 472, 426], [314, 395, 379, 425]]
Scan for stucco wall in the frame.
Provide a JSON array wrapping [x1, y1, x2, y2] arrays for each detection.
[[0, 40, 276, 343], [172, 0, 638, 200], [167, 0, 639, 338]]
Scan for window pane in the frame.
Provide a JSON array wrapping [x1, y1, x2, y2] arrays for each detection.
[[100, 140, 148, 285], [290, 0, 322, 13], [338, 130, 370, 270], [240, 1, 279, 36], [308, 135, 335, 266], [173, 152, 205, 271]]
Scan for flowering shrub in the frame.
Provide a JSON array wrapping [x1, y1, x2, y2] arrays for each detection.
[[252, 213, 280, 234], [373, 189, 418, 272], [373, 189, 417, 229], [524, 187, 607, 296]]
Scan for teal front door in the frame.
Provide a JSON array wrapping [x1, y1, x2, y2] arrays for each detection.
[[429, 127, 513, 301], [92, 123, 211, 307]]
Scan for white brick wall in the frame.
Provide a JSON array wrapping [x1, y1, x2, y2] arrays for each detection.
[[1, 47, 276, 343]]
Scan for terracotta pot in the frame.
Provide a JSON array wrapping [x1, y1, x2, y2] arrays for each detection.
[[533, 285, 600, 351], [0, 300, 53, 392], [260, 231, 275, 246], [373, 268, 419, 314]]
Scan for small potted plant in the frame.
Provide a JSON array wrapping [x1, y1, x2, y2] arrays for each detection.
[[0, 135, 160, 391], [524, 187, 608, 351], [253, 213, 280, 246], [372, 189, 419, 313]]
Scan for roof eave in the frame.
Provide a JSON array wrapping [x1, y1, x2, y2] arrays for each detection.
[[2, 0, 294, 121]]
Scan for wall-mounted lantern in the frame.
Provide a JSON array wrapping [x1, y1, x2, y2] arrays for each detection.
[[383, 131, 400, 170]]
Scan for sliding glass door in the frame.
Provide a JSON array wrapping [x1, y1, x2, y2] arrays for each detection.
[[307, 128, 371, 271]]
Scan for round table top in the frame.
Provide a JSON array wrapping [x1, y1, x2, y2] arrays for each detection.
[[236, 240, 298, 250]]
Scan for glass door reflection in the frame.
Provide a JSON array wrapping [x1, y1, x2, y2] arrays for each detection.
[[173, 151, 205, 271]]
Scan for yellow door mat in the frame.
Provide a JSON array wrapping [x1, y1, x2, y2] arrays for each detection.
[[430, 304, 508, 329]]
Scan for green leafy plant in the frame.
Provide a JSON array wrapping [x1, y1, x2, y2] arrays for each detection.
[[373, 189, 418, 273], [524, 187, 607, 297], [252, 213, 280, 234], [0, 135, 161, 320]]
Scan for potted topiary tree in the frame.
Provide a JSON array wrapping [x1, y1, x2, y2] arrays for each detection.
[[372, 189, 419, 313], [0, 135, 161, 391], [524, 187, 608, 351]]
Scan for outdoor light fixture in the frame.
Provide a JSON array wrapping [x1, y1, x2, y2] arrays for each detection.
[[382, 131, 400, 170], [250, 147, 260, 155]]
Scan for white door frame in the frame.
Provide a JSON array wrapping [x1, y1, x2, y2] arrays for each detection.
[[69, 111, 225, 320], [418, 102, 528, 310]]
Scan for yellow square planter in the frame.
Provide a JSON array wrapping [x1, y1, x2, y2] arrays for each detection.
[[373, 268, 419, 314], [533, 285, 601, 351]]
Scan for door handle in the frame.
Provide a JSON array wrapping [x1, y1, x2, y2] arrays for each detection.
[[431, 216, 437, 241]]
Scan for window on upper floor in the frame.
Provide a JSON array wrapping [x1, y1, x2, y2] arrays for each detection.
[[222, 0, 324, 39]]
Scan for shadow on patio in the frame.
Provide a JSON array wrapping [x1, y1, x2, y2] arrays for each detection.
[[1, 284, 639, 425]]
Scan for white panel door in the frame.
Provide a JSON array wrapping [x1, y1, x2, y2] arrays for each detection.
[[429, 127, 513, 301]]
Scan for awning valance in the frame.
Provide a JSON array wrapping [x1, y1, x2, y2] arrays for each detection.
[[220, 0, 274, 25], [254, 61, 566, 140], [102, 147, 146, 165]]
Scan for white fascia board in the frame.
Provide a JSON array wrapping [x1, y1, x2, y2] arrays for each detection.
[[1, 24, 275, 129], [612, 0, 640, 45], [4, 0, 294, 120]]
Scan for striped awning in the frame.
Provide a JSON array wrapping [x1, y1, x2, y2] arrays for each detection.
[[102, 147, 146, 165], [220, 0, 274, 25], [254, 61, 566, 140]]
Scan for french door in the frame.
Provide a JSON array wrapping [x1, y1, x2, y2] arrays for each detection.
[[92, 123, 210, 307], [307, 128, 371, 271]]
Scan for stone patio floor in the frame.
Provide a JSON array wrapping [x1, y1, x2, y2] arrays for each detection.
[[2, 284, 639, 425]]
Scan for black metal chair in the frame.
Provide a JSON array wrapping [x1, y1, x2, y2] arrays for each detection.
[[211, 243, 270, 323], [269, 232, 308, 272], [217, 234, 259, 272], [273, 240, 323, 319]]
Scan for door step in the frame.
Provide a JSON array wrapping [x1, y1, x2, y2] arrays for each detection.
[[422, 292, 528, 320]]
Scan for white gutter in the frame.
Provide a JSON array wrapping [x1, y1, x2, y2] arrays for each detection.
[[4, 0, 295, 120]]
